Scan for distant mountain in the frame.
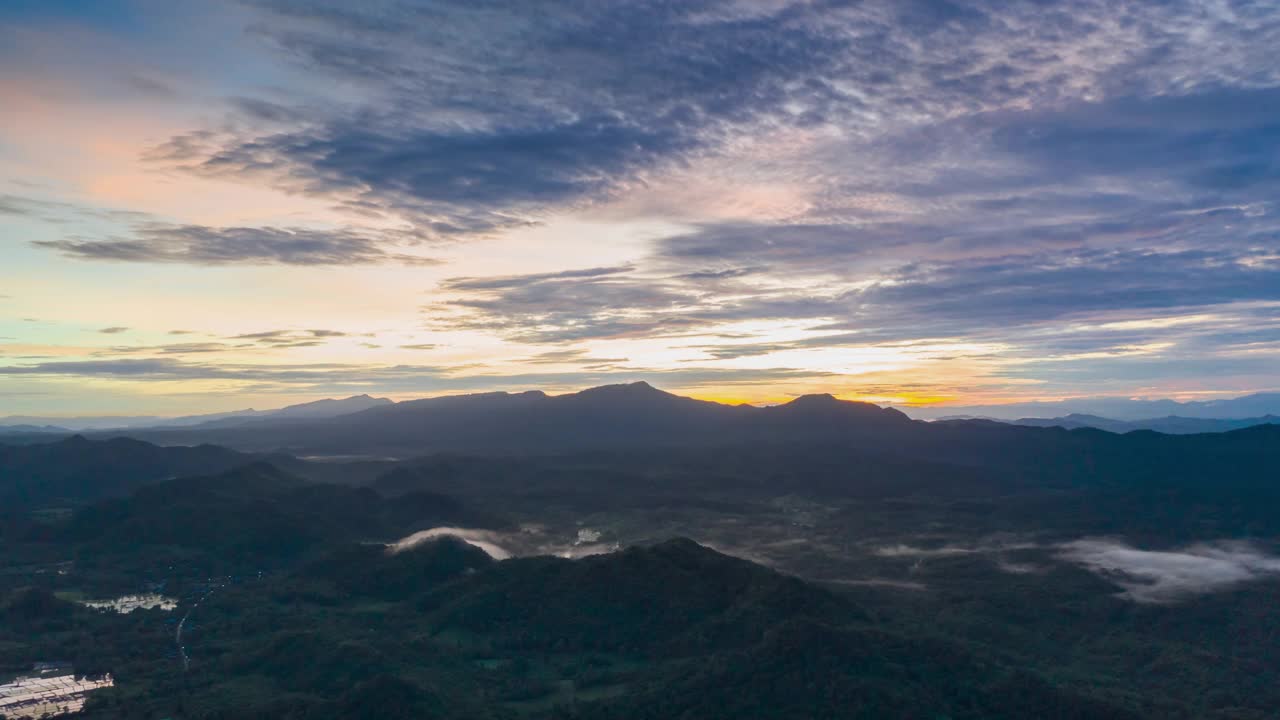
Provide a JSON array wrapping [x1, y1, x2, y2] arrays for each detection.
[[1010, 413, 1280, 434], [0, 414, 167, 431], [260, 393, 394, 419], [104, 381, 916, 456], [173, 393, 395, 428], [903, 391, 1280, 421], [0, 394, 393, 432], [0, 423, 70, 433]]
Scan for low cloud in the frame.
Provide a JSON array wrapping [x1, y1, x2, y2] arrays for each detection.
[[874, 540, 1039, 559], [388, 527, 511, 560], [98, 327, 129, 334], [1059, 539, 1280, 603], [874, 544, 982, 558]]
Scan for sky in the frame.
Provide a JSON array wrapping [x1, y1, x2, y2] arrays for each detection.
[[1, 0, 1279, 416]]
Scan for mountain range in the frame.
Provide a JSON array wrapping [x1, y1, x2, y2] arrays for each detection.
[[64, 382, 916, 456], [9, 386, 1279, 443]]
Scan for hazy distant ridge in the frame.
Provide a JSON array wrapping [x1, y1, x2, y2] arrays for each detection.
[[901, 392, 1280, 421]]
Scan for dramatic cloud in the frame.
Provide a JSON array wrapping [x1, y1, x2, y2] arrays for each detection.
[[1059, 539, 1280, 603], [150, 0, 848, 232], [3, 0, 1279, 410], [141, 1, 1280, 234]]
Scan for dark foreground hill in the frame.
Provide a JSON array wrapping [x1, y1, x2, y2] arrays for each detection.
[[0, 435, 401, 522], [0, 435, 253, 510], [56, 463, 507, 576], [57, 538, 1144, 720]]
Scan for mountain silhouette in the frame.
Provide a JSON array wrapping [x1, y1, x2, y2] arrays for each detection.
[[105, 382, 916, 455]]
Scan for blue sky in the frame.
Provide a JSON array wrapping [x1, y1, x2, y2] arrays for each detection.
[[1, 0, 1278, 414]]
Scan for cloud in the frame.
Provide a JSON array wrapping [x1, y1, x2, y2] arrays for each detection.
[[388, 527, 511, 560], [137, 0, 1280, 238], [36, 223, 440, 266], [399, 343, 436, 351], [0, 196, 34, 217], [874, 544, 982, 558], [0, 358, 250, 379], [148, 0, 850, 232], [232, 329, 348, 344], [432, 237, 1280, 377], [0, 194, 150, 224], [873, 539, 1039, 558], [9, 1, 1280, 402], [98, 327, 129, 334], [98, 343, 236, 356], [0, 357, 830, 395], [852, 248, 1280, 340], [433, 266, 704, 343], [1059, 539, 1280, 603], [442, 265, 634, 291], [523, 349, 629, 366]]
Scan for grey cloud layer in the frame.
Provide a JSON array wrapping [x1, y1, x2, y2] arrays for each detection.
[[155, 0, 1279, 230], [0, 357, 827, 394], [38, 224, 438, 266], [159, 0, 847, 230]]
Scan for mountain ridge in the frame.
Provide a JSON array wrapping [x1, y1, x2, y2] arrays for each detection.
[[91, 382, 917, 455], [904, 391, 1280, 421]]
